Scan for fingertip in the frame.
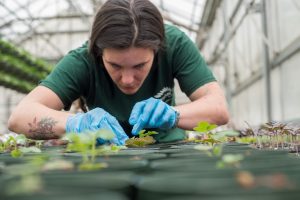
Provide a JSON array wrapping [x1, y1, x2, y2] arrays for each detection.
[[131, 124, 140, 136], [110, 137, 120, 146], [129, 116, 137, 125]]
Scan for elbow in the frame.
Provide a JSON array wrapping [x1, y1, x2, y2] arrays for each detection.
[[215, 106, 230, 126], [219, 111, 230, 125], [7, 111, 19, 133]]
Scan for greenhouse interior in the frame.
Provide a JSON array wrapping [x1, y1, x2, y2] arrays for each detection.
[[1, 0, 300, 199]]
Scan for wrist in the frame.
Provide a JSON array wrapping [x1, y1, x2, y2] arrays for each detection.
[[65, 113, 83, 133], [171, 107, 180, 128]]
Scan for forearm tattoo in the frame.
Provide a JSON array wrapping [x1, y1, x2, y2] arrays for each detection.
[[28, 117, 59, 139]]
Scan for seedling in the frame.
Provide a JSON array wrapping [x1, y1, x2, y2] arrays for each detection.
[[6, 136, 22, 158], [241, 121, 299, 152], [125, 130, 158, 147], [192, 122, 239, 144], [192, 121, 219, 145], [1, 134, 43, 157], [193, 121, 244, 169], [216, 154, 244, 168], [194, 144, 223, 157], [66, 129, 116, 171]]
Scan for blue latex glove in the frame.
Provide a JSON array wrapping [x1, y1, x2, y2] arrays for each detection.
[[129, 97, 177, 135], [66, 108, 128, 145]]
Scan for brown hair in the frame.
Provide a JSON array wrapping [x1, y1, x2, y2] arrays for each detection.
[[89, 0, 165, 59]]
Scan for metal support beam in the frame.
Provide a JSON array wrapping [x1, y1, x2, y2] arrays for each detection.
[[196, 0, 221, 48], [16, 29, 90, 36], [0, 14, 93, 25], [231, 34, 300, 98], [0, 1, 64, 56], [272, 35, 300, 67], [231, 71, 262, 97], [261, 0, 272, 122], [207, 0, 255, 65], [162, 13, 198, 32]]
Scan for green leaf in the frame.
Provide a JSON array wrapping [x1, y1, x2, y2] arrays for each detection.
[[202, 138, 219, 145], [237, 137, 257, 144], [11, 149, 22, 158], [15, 134, 27, 145], [193, 121, 217, 133], [138, 130, 158, 138], [145, 131, 158, 136], [212, 145, 223, 156], [138, 130, 147, 138]]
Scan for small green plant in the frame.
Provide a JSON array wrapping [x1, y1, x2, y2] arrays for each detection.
[[216, 154, 244, 168], [193, 121, 224, 145], [125, 130, 158, 147], [6, 136, 23, 158], [194, 144, 223, 157], [240, 121, 300, 152], [66, 129, 116, 171], [193, 121, 243, 169]]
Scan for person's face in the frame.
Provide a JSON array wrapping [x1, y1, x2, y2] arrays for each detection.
[[102, 47, 154, 95]]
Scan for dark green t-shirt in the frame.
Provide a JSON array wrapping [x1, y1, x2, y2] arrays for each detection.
[[40, 24, 216, 142]]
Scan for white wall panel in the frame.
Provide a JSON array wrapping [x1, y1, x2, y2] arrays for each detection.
[[281, 53, 300, 120], [276, 0, 300, 51], [270, 67, 283, 121], [231, 79, 267, 129]]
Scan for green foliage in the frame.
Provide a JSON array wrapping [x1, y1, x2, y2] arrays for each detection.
[[0, 134, 42, 157], [0, 38, 52, 93], [216, 154, 244, 169], [192, 122, 240, 145], [193, 121, 217, 133], [11, 149, 22, 158], [138, 130, 158, 138], [237, 136, 257, 144], [0, 139, 5, 153], [66, 130, 118, 171], [6, 136, 23, 158], [194, 144, 222, 157], [125, 130, 158, 147], [192, 121, 246, 169]]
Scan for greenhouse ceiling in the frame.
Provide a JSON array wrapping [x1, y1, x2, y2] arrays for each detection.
[[0, 0, 219, 63]]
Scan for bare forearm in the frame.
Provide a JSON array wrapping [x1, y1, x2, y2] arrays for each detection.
[[174, 83, 230, 130], [175, 98, 229, 130], [8, 102, 71, 140]]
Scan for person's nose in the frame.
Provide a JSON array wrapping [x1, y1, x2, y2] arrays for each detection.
[[121, 70, 135, 85]]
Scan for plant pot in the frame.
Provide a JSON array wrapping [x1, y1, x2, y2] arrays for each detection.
[[135, 175, 300, 200], [40, 171, 135, 194]]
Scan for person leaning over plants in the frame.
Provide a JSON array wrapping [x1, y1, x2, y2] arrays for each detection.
[[8, 0, 229, 145]]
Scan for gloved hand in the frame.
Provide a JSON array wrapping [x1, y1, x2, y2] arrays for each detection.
[[129, 97, 178, 135], [66, 108, 128, 145]]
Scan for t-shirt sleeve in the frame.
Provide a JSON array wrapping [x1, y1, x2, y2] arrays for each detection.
[[39, 47, 90, 109], [171, 29, 216, 97]]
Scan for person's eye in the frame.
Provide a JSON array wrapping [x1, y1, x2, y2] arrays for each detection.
[[111, 64, 121, 69], [134, 64, 145, 69]]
